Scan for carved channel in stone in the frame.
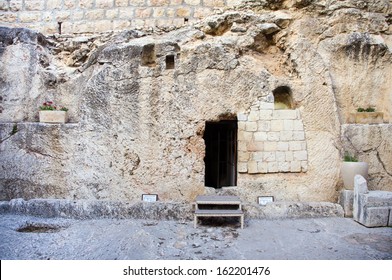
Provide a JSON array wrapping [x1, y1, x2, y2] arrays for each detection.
[[17, 223, 68, 233]]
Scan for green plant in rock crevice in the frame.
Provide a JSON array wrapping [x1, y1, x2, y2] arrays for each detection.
[[11, 124, 18, 135], [343, 151, 358, 162], [0, 123, 19, 144]]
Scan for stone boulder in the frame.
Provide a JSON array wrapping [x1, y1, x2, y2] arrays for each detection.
[[353, 175, 392, 227]]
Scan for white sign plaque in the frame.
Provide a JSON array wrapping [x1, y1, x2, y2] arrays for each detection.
[[142, 194, 158, 202], [258, 196, 274, 206]]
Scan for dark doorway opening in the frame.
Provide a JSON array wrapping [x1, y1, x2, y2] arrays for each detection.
[[204, 120, 237, 188], [165, 55, 175, 69]]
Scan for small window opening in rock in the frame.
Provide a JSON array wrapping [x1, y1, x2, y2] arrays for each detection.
[[165, 55, 175, 69], [184, 18, 189, 24], [273, 86, 293, 110], [57, 22, 62, 35], [141, 44, 156, 67]]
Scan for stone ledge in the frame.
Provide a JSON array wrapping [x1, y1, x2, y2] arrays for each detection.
[[245, 202, 344, 219], [0, 199, 344, 220], [0, 199, 193, 220], [0, 122, 80, 127], [342, 123, 392, 128]]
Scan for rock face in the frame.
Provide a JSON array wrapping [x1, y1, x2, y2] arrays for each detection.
[[0, 2, 392, 204], [342, 124, 392, 192]]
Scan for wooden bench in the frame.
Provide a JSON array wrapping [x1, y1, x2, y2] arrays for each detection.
[[193, 195, 244, 229]]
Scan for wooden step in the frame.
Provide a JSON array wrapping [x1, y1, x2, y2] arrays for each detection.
[[194, 209, 244, 216], [195, 195, 241, 205]]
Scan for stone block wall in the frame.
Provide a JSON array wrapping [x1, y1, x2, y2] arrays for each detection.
[[237, 97, 308, 174], [0, 0, 243, 34]]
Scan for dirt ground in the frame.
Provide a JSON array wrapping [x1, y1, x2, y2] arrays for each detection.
[[0, 214, 391, 260]]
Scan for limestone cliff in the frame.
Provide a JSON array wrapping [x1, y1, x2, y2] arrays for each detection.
[[1, 1, 391, 203]]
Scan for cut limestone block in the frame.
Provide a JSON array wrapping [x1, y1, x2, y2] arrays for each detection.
[[39, 111, 68, 123], [358, 207, 390, 227], [339, 190, 354, 217], [349, 112, 384, 124], [354, 175, 392, 227], [389, 211, 392, 227]]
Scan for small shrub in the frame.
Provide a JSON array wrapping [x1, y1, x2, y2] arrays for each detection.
[[365, 107, 375, 112], [357, 107, 365, 112], [343, 152, 358, 162], [10, 124, 17, 136], [357, 107, 375, 112]]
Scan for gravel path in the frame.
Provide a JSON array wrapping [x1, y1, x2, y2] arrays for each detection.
[[0, 214, 391, 260]]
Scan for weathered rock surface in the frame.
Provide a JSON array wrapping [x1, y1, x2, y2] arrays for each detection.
[[0, 198, 193, 220], [0, 3, 391, 204], [0, 198, 343, 220], [1, 214, 391, 260], [342, 124, 392, 191]]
